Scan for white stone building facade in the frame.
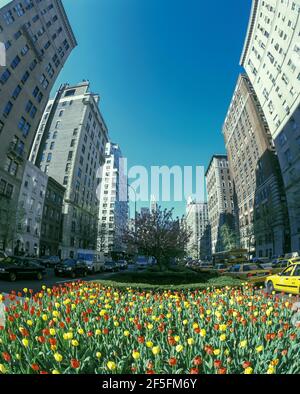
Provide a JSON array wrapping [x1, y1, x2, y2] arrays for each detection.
[[185, 199, 211, 259], [97, 142, 128, 255], [241, 0, 300, 251], [30, 82, 108, 258], [17, 160, 47, 256], [205, 155, 236, 254]]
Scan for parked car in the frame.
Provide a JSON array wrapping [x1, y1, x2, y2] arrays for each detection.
[[116, 260, 128, 270], [0, 257, 46, 282], [0, 251, 7, 262], [54, 259, 89, 278], [265, 262, 300, 295], [39, 256, 61, 268], [212, 264, 229, 273], [222, 263, 271, 283], [103, 261, 118, 272], [197, 262, 214, 272], [136, 256, 149, 269]]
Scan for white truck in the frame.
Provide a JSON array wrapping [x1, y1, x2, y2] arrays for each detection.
[[77, 250, 105, 273]]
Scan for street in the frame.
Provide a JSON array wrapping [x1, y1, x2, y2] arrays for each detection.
[[0, 265, 137, 295]]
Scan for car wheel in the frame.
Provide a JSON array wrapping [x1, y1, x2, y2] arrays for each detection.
[[9, 272, 17, 282], [36, 272, 43, 281], [267, 281, 274, 294]]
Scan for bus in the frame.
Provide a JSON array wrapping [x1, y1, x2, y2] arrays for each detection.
[[212, 249, 248, 266]]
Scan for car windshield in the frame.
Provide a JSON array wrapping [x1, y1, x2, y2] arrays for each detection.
[[61, 259, 75, 266]]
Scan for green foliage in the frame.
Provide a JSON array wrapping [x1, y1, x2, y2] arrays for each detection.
[[220, 223, 239, 251]]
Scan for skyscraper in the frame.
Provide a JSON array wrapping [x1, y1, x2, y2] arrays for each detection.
[[97, 142, 128, 255], [30, 81, 109, 258], [0, 0, 76, 250], [205, 155, 237, 254], [185, 198, 211, 260], [241, 0, 300, 251], [223, 74, 290, 258], [0, 0, 77, 191]]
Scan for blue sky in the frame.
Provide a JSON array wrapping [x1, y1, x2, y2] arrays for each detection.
[[50, 0, 252, 218]]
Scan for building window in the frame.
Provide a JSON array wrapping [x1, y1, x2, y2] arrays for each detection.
[[11, 55, 21, 69], [3, 101, 13, 117], [12, 85, 22, 100]]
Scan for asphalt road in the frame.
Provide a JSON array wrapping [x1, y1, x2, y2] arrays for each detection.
[[0, 265, 138, 295]]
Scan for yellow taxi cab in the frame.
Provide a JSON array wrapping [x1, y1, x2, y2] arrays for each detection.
[[265, 262, 300, 295], [222, 263, 271, 283]]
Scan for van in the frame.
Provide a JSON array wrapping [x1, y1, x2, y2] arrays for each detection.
[[77, 250, 105, 273]]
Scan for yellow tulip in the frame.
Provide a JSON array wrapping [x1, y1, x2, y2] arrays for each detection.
[[200, 329, 206, 337], [220, 334, 226, 342], [152, 346, 160, 355], [239, 340, 247, 348], [0, 364, 7, 374], [54, 353, 63, 362], [107, 361, 116, 370], [132, 351, 140, 360]]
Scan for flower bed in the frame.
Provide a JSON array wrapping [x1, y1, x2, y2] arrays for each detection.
[[0, 282, 299, 374]]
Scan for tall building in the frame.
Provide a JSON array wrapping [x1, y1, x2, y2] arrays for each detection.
[[16, 160, 47, 256], [223, 74, 290, 258], [185, 198, 211, 259], [150, 194, 158, 213], [97, 142, 128, 255], [241, 0, 300, 251], [30, 82, 109, 258], [0, 0, 76, 250], [205, 155, 237, 254], [40, 176, 65, 257]]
